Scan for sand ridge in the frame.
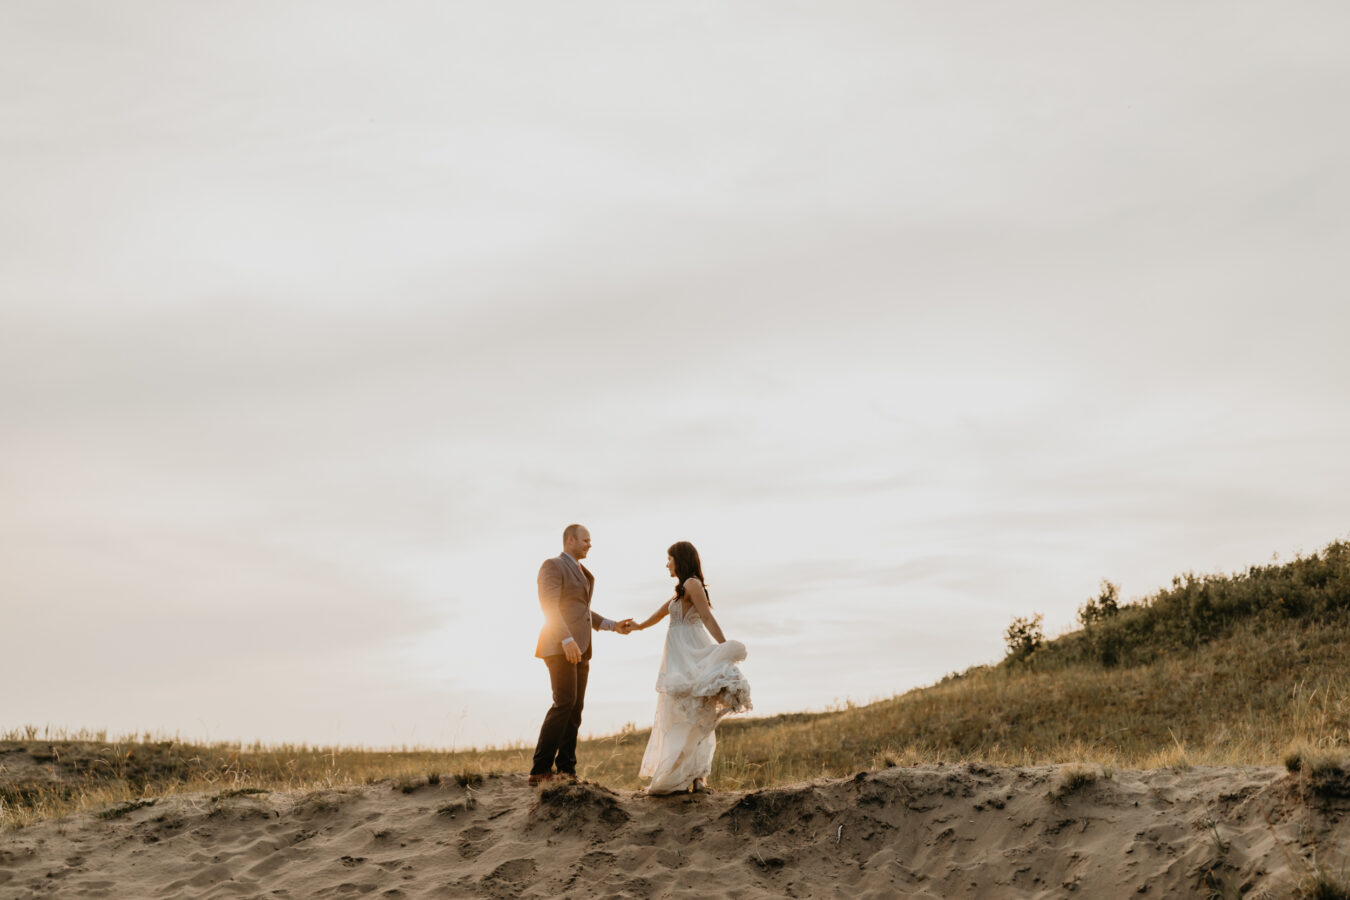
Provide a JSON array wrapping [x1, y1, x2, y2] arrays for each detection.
[[1, 763, 1346, 898]]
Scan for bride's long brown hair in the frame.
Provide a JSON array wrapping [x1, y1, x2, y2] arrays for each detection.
[[668, 541, 710, 605]]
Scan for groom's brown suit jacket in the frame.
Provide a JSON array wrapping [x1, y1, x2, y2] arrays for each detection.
[[535, 554, 602, 659]]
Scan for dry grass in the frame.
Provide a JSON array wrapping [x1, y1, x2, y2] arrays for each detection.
[[0, 734, 532, 829], [1048, 764, 1106, 803]]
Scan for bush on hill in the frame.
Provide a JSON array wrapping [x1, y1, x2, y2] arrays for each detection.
[[1006, 539, 1350, 670]]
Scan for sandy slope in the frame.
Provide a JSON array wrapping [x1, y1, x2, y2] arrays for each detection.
[[1, 764, 1347, 898]]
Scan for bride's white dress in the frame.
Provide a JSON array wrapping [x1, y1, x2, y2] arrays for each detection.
[[639, 595, 752, 794]]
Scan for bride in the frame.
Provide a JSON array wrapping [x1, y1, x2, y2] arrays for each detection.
[[632, 541, 751, 794]]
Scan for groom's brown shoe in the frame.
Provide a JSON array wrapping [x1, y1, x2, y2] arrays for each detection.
[[528, 773, 553, 786]]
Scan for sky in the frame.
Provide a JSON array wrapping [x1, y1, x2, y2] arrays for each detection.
[[3, 1, 1348, 750]]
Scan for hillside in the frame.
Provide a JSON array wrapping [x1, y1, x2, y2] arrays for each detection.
[[705, 538, 1350, 786]]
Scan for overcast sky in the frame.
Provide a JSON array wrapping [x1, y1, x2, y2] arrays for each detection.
[[3, 1, 1348, 749]]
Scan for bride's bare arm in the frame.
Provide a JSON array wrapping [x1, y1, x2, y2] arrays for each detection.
[[635, 600, 672, 632], [685, 579, 726, 643]]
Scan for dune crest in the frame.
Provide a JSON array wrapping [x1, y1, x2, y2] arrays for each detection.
[[2, 763, 1348, 897]]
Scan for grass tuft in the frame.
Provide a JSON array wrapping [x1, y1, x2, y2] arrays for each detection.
[[1295, 869, 1350, 900], [1049, 765, 1101, 803], [1286, 747, 1350, 800], [211, 788, 269, 802], [95, 799, 155, 820], [437, 798, 478, 816]]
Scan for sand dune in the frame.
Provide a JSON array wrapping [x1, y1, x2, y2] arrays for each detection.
[[2, 763, 1347, 898]]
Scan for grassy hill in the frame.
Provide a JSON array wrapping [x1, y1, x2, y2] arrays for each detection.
[[726, 537, 1350, 778], [4, 537, 1348, 828]]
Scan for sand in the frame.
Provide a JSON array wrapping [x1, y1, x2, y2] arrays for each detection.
[[2, 763, 1347, 898]]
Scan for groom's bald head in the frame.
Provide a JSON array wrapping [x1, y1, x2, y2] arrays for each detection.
[[563, 524, 591, 559]]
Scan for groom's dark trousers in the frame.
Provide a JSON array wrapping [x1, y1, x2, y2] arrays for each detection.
[[531, 652, 589, 776]]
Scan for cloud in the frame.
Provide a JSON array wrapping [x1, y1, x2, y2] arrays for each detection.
[[3, 1, 1349, 745]]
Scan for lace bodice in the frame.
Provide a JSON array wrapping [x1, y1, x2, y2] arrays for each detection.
[[668, 596, 702, 626]]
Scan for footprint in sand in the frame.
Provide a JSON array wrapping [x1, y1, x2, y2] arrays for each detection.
[[482, 857, 537, 888], [457, 825, 492, 859]]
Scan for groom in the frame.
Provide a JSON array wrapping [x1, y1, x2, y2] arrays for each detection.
[[529, 524, 634, 785]]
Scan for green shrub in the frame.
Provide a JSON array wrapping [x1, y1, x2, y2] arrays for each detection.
[[1004, 614, 1044, 662], [1007, 539, 1350, 671]]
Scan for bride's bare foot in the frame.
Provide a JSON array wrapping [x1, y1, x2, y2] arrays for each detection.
[[691, 779, 711, 794]]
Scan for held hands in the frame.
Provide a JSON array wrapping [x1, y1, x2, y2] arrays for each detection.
[[615, 618, 639, 634]]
